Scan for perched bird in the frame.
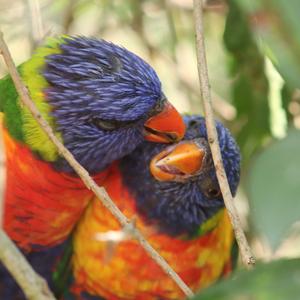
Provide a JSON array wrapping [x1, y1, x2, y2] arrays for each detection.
[[0, 36, 185, 251], [69, 115, 241, 300]]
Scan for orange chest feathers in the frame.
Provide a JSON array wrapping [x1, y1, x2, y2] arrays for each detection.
[[72, 166, 234, 300], [2, 129, 109, 250]]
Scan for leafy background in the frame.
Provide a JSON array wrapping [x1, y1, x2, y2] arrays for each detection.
[[0, 0, 300, 298]]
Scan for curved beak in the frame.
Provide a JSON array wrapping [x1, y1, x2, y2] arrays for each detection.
[[150, 141, 206, 182], [143, 101, 185, 143]]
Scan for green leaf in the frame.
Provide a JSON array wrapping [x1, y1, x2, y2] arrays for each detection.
[[192, 258, 300, 300], [248, 129, 300, 249], [237, 0, 300, 89], [224, 0, 271, 164], [281, 83, 293, 123]]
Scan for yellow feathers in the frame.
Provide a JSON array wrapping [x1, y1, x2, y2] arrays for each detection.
[[20, 37, 66, 161]]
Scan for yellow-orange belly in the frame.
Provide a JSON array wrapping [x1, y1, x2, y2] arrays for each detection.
[[72, 166, 234, 299]]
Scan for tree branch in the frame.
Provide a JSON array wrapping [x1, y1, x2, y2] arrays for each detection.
[[0, 32, 194, 298], [193, 0, 256, 267], [62, 0, 76, 34], [25, 0, 44, 53], [0, 230, 57, 300], [0, 29, 56, 300]]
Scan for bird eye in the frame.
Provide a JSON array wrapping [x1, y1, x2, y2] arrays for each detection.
[[205, 188, 221, 199], [189, 120, 198, 128], [91, 118, 135, 131], [148, 98, 165, 117], [92, 119, 118, 130]]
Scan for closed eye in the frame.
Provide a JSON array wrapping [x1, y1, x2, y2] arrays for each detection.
[[91, 118, 136, 131]]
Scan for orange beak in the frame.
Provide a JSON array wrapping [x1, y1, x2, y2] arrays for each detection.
[[143, 101, 185, 143], [150, 141, 206, 182]]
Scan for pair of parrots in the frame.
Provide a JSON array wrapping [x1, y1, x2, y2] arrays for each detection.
[[0, 36, 240, 300]]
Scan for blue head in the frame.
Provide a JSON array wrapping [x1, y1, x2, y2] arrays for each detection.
[[120, 115, 241, 236], [42, 36, 185, 173]]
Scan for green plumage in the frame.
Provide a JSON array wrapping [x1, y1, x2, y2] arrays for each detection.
[[52, 240, 74, 299], [0, 74, 24, 141], [0, 37, 64, 161]]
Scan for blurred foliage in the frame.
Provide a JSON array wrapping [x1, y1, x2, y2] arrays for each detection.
[[238, 0, 300, 89], [1, 0, 300, 298], [224, 0, 270, 163], [248, 129, 300, 250], [192, 0, 300, 297], [192, 258, 300, 300]]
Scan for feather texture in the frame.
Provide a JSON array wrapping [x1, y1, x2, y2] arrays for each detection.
[[2, 128, 109, 250], [71, 166, 234, 300], [69, 115, 240, 299], [0, 35, 184, 249]]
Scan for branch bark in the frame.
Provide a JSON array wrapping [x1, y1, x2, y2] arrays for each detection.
[[25, 0, 44, 53], [193, 0, 256, 267], [0, 30, 56, 300], [0, 32, 194, 298], [0, 231, 56, 300]]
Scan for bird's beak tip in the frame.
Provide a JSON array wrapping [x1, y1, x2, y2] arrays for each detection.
[[150, 141, 205, 182], [143, 101, 185, 143]]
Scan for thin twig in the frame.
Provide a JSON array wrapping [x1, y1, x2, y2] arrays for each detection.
[[0, 25, 55, 299], [25, 0, 44, 53], [193, 0, 256, 267], [62, 0, 77, 34], [162, 0, 178, 61], [130, 0, 156, 59], [0, 230, 56, 300], [0, 32, 194, 298]]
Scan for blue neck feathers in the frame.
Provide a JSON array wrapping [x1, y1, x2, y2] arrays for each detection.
[[120, 115, 241, 235]]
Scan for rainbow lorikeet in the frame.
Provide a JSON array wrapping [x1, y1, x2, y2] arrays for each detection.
[[0, 36, 185, 251], [67, 115, 241, 300]]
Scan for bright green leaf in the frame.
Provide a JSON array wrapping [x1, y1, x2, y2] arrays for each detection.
[[192, 258, 300, 300], [248, 129, 300, 249]]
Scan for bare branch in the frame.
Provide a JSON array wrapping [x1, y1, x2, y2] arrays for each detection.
[[162, 0, 178, 61], [62, 0, 77, 34], [0, 230, 56, 300], [192, 0, 255, 267], [25, 0, 44, 53], [0, 21, 56, 298], [0, 32, 194, 298]]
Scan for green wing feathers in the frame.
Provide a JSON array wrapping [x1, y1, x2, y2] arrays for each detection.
[[0, 74, 24, 141], [0, 36, 67, 159]]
